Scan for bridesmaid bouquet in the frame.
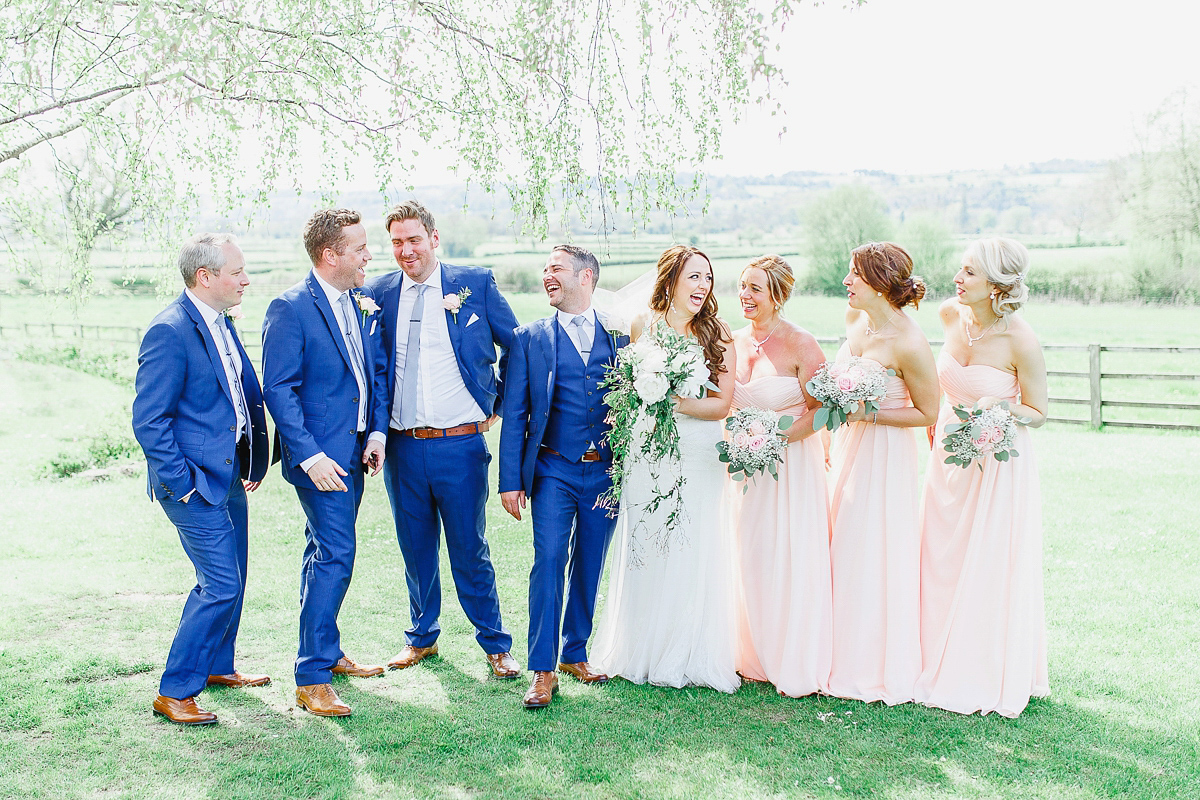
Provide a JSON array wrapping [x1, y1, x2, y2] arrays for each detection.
[[717, 407, 793, 493], [806, 357, 893, 431], [941, 403, 1023, 469], [597, 321, 718, 532]]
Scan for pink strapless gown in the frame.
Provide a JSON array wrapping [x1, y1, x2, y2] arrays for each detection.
[[731, 377, 832, 697], [914, 351, 1050, 717], [827, 356, 921, 705]]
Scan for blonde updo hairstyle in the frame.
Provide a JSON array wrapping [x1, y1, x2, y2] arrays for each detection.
[[964, 237, 1030, 316], [850, 241, 926, 309], [743, 254, 795, 310]]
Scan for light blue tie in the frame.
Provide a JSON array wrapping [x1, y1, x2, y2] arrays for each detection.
[[571, 314, 592, 362], [399, 283, 429, 430], [338, 294, 367, 430]]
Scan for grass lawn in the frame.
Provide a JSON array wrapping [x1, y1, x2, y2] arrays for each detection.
[[1, 326, 1199, 798]]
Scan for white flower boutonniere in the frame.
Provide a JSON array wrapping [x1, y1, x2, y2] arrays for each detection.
[[443, 287, 472, 322], [353, 291, 380, 323], [224, 304, 245, 321]]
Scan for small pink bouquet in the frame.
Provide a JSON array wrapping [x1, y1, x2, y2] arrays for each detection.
[[941, 403, 1023, 469], [716, 407, 792, 492], [806, 357, 893, 431]]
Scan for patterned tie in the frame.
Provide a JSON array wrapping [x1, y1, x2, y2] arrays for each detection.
[[399, 283, 430, 430], [571, 314, 592, 362], [338, 293, 367, 430], [213, 318, 250, 438]]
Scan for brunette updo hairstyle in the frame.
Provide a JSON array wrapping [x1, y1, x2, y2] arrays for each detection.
[[964, 237, 1030, 316], [850, 241, 926, 309], [650, 244, 729, 383], [743, 254, 795, 310]]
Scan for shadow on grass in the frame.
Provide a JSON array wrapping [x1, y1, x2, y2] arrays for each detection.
[[181, 657, 1197, 800]]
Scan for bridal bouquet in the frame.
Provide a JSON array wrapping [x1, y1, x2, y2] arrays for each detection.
[[941, 403, 1024, 469], [806, 357, 893, 431], [597, 320, 718, 535], [716, 407, 793, 493]]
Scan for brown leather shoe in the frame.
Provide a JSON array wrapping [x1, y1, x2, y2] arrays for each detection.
[[295, 683, 352, 717], [153, 695, 217, 726], [558, 661, 609, 684], [207, 671, 271, 688], [387, 644, 438, 670], [331, 656, 384, 678], [522, 671, 559, 708], [486, 651, 521, 678]]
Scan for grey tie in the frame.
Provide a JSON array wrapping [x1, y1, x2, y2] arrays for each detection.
[[338, 294, 367, 428], [571, 314, 592, 362], [399, 283, 430, 430], [214, 318, 250, 437]]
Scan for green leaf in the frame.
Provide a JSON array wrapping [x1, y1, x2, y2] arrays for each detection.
[[953, 405, 971, 421], [813, 406, 830, 431], [777, 415, 794, 430]]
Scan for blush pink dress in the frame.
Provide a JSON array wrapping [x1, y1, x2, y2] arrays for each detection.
[[827, 354, 921, 705], [914, 351, 1050, 717], [731, 377, 832, 697]]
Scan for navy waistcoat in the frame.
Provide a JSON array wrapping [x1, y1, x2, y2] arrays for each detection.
[[542, 318, 614, 462]]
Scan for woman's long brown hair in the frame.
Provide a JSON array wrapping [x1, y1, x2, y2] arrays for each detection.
[[649, 245, 729, 385]]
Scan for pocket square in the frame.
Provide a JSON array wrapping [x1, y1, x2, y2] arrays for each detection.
[[370, 320, 377, 336], [466, 313, 480, 327]]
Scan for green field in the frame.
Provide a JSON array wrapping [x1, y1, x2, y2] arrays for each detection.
[[1, 324, 1199, 798]]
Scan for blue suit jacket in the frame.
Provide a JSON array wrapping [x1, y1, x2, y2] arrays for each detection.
[[261, 271, 389, 487], [498, 313, 628, 495], [132, 292, 269, 504], [366, 263, 518, 421]]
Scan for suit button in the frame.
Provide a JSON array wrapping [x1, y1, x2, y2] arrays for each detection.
[[230, 425, 236, 432], [349, 430, 355, 435], [226, 458, 232, 464], [353, 397, 359, 403], [587, 391, 592, 396]]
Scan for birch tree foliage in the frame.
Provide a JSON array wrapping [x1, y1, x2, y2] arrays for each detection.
[[1, 0, 806, 288]]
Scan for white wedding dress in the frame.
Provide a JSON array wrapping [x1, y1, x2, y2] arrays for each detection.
[[590, 412, 741, 693]]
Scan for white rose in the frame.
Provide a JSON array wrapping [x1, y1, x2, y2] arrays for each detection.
[[677, 377, 704, 399], [633, 371, 670, 404], [637, 348, 668, 376]]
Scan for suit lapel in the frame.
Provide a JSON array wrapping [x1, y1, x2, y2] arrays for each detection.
[[536, 316, 557, 399], [180, 293, 237, 411], [440, 264, 469, 376], [306, 272, 357, 376]]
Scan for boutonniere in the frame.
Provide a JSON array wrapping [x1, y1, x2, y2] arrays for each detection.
[[353, 291, 380, 323], [443, 287, 472, 322], [224, 304, 245, 321]]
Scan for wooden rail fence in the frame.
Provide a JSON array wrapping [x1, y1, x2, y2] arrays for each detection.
[[3, 325, 1197, 432]]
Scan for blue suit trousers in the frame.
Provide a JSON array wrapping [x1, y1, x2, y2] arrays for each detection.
[[293, 457, 365, 686], [527, 450, 617, 671], [158, 468, 248, 699], [383, 432, 511, 654]]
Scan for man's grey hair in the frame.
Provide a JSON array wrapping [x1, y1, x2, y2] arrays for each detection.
[[552, 244, 600, 288], [179, 233, 239, 288]]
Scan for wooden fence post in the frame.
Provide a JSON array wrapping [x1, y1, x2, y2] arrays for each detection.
[[1089, 343, 1103, 429]]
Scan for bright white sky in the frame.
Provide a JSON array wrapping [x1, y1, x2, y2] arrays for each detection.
[[708, 0, 1200, 175], [397, 0, 1200, 183]]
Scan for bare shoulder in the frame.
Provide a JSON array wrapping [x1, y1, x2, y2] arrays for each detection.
[[716, 317, 734, 341], [845, 306, 865, 326], [938, 297, 961, 323], [1004, 313, 1043, 356], [630, 313, 649, 341]]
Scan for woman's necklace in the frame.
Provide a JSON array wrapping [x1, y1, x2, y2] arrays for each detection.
[[965, 315, 1001, 347], [748, 320, 781, 353], [865, 311, 897, 337]]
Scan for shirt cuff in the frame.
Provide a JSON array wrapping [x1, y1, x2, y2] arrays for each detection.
[[367, 431, 387, 446], [299, 452, 327, 473]]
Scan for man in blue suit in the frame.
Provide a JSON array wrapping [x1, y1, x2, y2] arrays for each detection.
[[498, 245, 629, 708], [133, 233, 271, 725], [262, 209, 390, 717], [367, 200, 521, 678]]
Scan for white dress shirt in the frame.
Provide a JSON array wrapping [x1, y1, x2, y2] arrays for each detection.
[[555, 306, 598, 363], [390, 263, 486, 430], [185, 288, 246, 438], [299, 273, 385, 474]]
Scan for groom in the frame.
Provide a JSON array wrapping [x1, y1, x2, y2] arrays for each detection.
[[499, 244, 629, 708]]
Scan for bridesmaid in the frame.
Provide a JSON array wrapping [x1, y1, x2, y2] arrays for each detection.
[[730, 256, 832, 698], [915, 238, 1050, 717], [827, 242, 939, 705]]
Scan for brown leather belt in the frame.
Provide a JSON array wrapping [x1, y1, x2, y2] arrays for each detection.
[[391, 419, 492, 439], [541, 445, 603, 462]]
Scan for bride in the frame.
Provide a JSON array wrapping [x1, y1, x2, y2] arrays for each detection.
[[590, 245, 740, 693]]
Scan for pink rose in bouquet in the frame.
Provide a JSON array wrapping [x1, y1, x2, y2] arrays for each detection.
[[748, 419, 766, 436]]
